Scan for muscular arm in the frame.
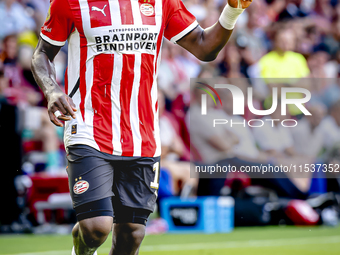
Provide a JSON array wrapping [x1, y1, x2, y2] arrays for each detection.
[[177, 23, 233, 62], [177, 0, 252, 62], [31, 38, 76, 127]]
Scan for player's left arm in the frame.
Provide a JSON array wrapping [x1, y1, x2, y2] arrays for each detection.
[[177, 0, 252, 62]]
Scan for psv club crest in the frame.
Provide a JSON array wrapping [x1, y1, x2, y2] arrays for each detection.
[[140, 3, 154, 16], [73, 180, 89, 194]]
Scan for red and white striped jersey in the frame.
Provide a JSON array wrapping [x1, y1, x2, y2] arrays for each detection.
[[41, 0, 197, 157]]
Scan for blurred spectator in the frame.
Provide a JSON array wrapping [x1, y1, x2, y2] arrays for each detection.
[[27, 0, 50, 29], [291, 102, 327, 158], [307, 44, 334, 78], [0, 34, 41, 107], [22, 108, 63, 173], [276, 0, 314, 21], [158, 40, 197, 100], [1, 34, 22, 87], [255, 28, 310, 79], [319, 80, 340, 108], [0, 0, 35, 40], [320, 100, 340, 150], [250, 97, 314, 193], [253, 105, 296, 158], [188, 83, 239, 164], [159, 90, 187, 161], [159, 90, 197, 197], [235, 0, 271, 62], [217, 84, 269, 162]]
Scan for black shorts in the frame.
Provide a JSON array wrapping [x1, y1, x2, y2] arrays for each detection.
[[66, 144, 160, 224]]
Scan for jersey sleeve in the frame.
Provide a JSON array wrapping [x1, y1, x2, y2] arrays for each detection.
[[163, 0, 198, 43], [40, 0, 74, 47]]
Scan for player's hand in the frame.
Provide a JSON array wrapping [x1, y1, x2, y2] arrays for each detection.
[[228, 0, 253, 9], [46, 89, 77, 127]]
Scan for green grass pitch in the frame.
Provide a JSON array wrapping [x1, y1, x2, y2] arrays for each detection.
[[0, 226, 339, 255]]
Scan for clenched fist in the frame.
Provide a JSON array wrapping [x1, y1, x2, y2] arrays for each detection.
[[228, 0, 253, 9]]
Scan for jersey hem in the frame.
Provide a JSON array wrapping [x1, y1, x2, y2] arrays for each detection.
[[170, 20, 199, 44], [40, 32, 66, 46], [65, 140, 161, 158]]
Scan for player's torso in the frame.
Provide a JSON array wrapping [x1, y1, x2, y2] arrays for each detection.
[[65, 0, 164, 157]]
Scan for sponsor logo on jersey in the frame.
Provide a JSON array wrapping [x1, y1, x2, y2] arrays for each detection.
[[94, 31, 158, 53], [91, 5, 107, 17], [140, 3, 154, 16], [73, 180, 89, 194], [43, 26, 52, 32]]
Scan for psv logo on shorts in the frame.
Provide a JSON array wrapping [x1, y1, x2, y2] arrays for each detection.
[[73, 180, 89, 194]]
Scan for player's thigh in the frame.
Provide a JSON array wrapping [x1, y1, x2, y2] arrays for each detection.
[[66, 145, 115, 216], [112, 156, 160, 215]]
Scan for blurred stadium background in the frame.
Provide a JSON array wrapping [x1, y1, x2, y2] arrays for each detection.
[[1, 0, 340, 254]]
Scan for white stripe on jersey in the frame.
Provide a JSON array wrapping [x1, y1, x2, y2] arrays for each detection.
[[109, 0, 123, 27], [79, 0, 91, 35], [130, 53, 142, 156], [112, 53, 123, 155], [67, 29, 80, 96], [155, 0, 162, 28], [84, 50, 96, 142], [131, 0, 142, 26]]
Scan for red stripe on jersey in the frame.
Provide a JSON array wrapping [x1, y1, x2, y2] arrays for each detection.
[[138, 0, 156, 25], [120, 54, 135, 156], [64, 67, 68, 95], [118, 0, 134, 25], [87, 0, 112, 28], [155, 100, 158, 113], [68, 0, 85, 34], [138, 54, 156, 157], [92, 54, 114, 154], [79, 35, 87, 120]]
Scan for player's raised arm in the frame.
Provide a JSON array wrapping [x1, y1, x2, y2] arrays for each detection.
[[177, 0, 253, 61]]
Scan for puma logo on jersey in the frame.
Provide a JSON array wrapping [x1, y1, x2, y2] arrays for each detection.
[[91, 5, 107, 16]]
